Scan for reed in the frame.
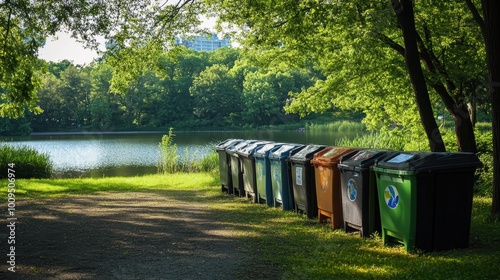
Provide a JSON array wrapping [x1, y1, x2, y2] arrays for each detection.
[[0, 144, 53, 178], [306, 120, 366, 133]]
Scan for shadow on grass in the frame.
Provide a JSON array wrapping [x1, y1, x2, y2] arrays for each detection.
[[3, 176, 500, 279]]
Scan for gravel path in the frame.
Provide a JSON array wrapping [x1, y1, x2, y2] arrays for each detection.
[[0, 192, 278, 279]]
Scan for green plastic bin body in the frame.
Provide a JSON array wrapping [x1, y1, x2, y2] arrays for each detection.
[[254, 143, 283, 207], [289, 144, 326, 219], [311, 147, 358, 229], [338, 150, 390, 237], [269, 144, 305, 210], [215, 139, 243, 194], [374, 152, 482, 252], [373, 167, 417, 252], [227, 140, 257, 197], [237, 141, 271, 203]]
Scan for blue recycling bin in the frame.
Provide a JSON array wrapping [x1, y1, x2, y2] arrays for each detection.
[[215, 139, 243, 194], [269, 144, 305, 210], [254, 143, 284, 207]]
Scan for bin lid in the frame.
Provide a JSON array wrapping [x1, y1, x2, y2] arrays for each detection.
[[254, 143, 284, 158], [311, 146, 357, 166], [289, 144, 327, 162], [268, 144, 305, 160], [236, 141, 272, 157], [373, 152, 483, 174], [338, 149, 392, 171], [226, 140, 257, 155], [215, 139, 244, 151]]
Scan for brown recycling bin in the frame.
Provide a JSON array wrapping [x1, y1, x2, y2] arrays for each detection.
[[311, 146, 357, 229]]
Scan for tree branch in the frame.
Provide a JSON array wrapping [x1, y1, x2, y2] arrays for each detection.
[[371, 32, 405, 57], [465, 0, 485, 39]]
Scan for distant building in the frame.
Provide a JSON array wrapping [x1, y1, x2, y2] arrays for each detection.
[[175, 34, 230, 51]]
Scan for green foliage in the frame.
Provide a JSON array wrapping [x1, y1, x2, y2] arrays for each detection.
[[158, 129, 219, 174], [475, 128, 494, 196], [158, 128, 179, 174], [307, 121, 366, 133], [0, 116, 32, 136], [0, 145, 53, 178]]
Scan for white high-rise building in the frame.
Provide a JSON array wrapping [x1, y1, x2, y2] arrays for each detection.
[[175, 34, 230, 51]]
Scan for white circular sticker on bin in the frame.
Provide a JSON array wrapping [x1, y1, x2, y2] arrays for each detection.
[[384, 185, 400, 209], [347, 179, 357, 202]]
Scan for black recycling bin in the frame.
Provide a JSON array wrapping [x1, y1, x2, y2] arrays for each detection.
[[216, 139, 243, 194], [289, 144, 327, 218], [237, 141, 272, 203], [338, 149, 391, 237], [374, 152, 482, 252], [226, 140, 257, 197]]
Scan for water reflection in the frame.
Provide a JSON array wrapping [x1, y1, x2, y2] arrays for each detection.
[[2, 130, 357, 178]]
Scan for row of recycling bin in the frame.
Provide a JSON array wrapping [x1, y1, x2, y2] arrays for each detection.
[[215, 139, 482, 252]]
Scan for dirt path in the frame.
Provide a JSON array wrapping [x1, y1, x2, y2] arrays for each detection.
[[1, 192, 277, 279]]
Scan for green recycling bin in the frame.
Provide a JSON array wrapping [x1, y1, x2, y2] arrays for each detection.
[[216, 139, 243, 194], [373, 152, 482, 252], [226, 140, 257, 197], [338, 149, 391, 237], [254, 143, 283, 207], [237, 141, 271, 203], [289, 144, 327, 219], [311, 146, 358, 229], [269, 144, 305, 210]]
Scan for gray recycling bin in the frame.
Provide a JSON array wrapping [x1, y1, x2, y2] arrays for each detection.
[[254, 143, 284, 207], [237, 141, 272, 203], [226, 140, 257, 197], [338, 149, 391, 237], [374, 152, 482, 252], [216, 139, 243, 194], [269, 144, 305, 210], [289, 144, 327, 218]]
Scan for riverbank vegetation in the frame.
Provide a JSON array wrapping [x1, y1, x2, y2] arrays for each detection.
[[2, 173, 499, 279], [0, 145, 53, 179]]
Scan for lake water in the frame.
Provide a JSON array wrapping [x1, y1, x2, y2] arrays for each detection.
[[2, 130, 358, 178]]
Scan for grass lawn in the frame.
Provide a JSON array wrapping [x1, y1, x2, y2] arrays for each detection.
[[3, 173, 500, 279]]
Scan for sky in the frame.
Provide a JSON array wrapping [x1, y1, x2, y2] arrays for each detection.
[[38, 32, 106, 65], [38, 17, 219, 65]]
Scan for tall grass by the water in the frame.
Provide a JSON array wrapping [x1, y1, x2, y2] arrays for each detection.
[[306, 121, 366, 133], [0, 145, 53, 178], [335, 131, 409, 151], [158, 128, 219, 174]]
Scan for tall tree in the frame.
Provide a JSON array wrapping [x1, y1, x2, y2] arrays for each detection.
[[391, 0, 445, 151], [0, 0, 205, 118], [210, 0, 485, 152], [481, 0, 500, 215]]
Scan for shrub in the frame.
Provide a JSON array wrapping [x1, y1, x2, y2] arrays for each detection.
[[158, 128, 179, 174], [0, 145, 53, 178]]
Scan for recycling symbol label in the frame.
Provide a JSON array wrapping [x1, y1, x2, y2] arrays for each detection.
[[384, 185, 400, 209]]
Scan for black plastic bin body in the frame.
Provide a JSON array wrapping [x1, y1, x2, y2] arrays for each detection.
[[289, 144, 326, 218], [216, 139, 243, 194], [338, 149, 390, 237], [237, 141, 272, 203], [226, 140, 257, 197], [374, 152, 482, 252]]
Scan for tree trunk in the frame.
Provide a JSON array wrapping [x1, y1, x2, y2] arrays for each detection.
[[482, 0, 500, 215], [392, 0, 446, 152], [454, 103, 478, 153]]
